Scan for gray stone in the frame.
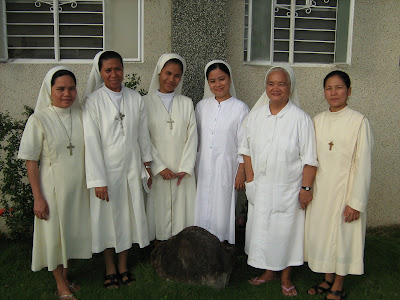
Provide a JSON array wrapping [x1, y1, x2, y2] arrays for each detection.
[[150, 226, 236, 289]]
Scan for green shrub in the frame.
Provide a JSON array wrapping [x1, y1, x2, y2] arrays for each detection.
[[124, 73, 147, 95], [0, 106, 34, 240]]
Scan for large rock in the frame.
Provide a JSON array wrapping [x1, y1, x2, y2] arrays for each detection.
[[150, 226, 236, 289]]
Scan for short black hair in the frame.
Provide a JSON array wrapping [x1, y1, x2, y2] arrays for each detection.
[[51, 69, 76, 86], [206, 62, 230, 79], [98, 51, 124, 71], [163, 58, 184, 73], [323, 70, 351, 89]]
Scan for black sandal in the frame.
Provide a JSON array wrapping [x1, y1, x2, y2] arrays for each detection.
[[308, 279, 333, 295], [325, 290, 347, 300], [104, 274, 119, 289], [119, 271, 136, 286]]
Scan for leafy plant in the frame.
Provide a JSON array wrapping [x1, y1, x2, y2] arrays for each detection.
[[0, 106, 34, 240], [124, 73, 147, 96]]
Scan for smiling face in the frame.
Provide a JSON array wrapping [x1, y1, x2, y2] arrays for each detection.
[[324, 75, 351, 112], [51, 75, 77, 108], [158, 62, 183, 93], [266, 69, 290, 105], [207, 67, 231, 102], [99, 58, 124, 92]]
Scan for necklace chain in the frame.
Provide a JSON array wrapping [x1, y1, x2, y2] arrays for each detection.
[[52, 106, 74, 155]]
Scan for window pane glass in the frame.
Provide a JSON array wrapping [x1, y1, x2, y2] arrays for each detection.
[[249, 0, 272, 62], [9, 48, 54, 59], [60, 48, 99, 59]]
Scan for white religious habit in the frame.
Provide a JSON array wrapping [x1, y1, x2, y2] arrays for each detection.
[[239, 101, 318, 271], [305, 106, 373, 276], [195, 97, 249, 243], [83, 85, 153, 253], [144, 53, 198, 241], [194, 60, 249, 244], [18, 66, 91, 271]]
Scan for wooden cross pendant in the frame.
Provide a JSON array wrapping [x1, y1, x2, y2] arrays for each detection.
[[67, 142, 75, 156], [328, 141, 334, 151], [167, 117, 174, 130]]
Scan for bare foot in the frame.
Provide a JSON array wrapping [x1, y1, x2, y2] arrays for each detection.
[[248, 270, 279, 285], [281, 279, 297, 296], [325, 290, 346, 300]]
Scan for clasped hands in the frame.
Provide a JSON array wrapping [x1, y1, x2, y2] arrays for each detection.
[[160, 168, 186, 186]]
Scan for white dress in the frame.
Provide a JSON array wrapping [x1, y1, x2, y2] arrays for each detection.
[[239, 101, 318, 271], [144, 93, 197, 241], [194, 96, 249, 244], [18, 106, 92, 271], [83, 86, 152, 253], [305, 106, 373, 275]]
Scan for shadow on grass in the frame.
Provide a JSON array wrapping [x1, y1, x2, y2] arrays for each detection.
[[0, 225, 399, 299]]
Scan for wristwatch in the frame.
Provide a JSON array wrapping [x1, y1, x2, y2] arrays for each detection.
[[301, 186, 312, 191]]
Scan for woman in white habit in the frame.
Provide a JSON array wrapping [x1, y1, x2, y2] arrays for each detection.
[[194, 60, 249, 244], [239, 65, 318, 296], [18, 66, 91, 299]]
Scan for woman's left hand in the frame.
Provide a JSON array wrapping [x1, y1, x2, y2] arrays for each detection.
[[343, 205, 360, 223], [235, 171, 245, 190]]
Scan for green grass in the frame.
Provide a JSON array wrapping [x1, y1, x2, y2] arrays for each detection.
[[0, 226, 399, 299]]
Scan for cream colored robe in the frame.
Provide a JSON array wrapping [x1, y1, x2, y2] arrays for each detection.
[[83, 86, 152, 253], [18, 106, 91, 271], [144, 93, 197, 241], [305, 106, 373, 276]]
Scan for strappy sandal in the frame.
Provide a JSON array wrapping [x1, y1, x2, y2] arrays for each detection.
[[325, 290, 347, 300], [308, 279, 333, 295], [104, 274, 119, 289], [68, 282, 81, 293], [119, 271, 136, 286]]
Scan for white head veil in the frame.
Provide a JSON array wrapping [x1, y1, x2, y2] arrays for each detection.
[[148, 53, 186, 95], [35, 66, 79, 112], [250, 65, 300, 112], [203, 60, 236, 99], [81, 50, 105, 105]]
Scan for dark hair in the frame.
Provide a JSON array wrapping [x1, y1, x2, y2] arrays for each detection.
[[98, 51, 124, 71], [51, 70, 76, 86], [206, 62, 230, 79], [323, 70, 351, 89], [163, 58, 184, 73]]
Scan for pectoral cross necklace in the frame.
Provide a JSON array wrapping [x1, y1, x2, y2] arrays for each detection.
[[329, 141, 334, 151], [115, 95, 125, 135], [167, 117, 174, 130], [52, 106, 74, 155]]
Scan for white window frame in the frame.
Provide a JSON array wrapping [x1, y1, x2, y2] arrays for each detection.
[[244, 0, 355, 67], [0, 0, 143, 63]]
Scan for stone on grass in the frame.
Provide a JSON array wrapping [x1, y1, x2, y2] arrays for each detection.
[[150, 226, 236, 289]]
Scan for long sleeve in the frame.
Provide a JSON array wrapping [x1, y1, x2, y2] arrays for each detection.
[[348, 118, 374, 213], [137, 96, 153, 163], [236, 105, 250, 164], [82, 98, 107, 188], [178, 102, 198, 176]]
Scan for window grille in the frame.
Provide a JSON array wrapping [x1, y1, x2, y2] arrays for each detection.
[[244, 0, 354, 65], [5, 0, 103, 60]]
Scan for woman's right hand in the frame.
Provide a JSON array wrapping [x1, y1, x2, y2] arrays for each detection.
[[95, 186, 109, 201], [34, 195, 49, 220], [160, 168, 176, 180]]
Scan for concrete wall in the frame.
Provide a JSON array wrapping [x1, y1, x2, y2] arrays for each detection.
[[1, 0, 399, 227], [227, 0, 400, 226]]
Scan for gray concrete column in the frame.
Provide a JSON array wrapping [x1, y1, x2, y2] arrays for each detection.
[[171, 0, 228, 103]]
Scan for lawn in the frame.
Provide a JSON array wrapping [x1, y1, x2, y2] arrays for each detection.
[[0, 226, 399, 299]]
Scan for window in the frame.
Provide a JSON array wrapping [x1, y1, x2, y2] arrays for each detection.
[[244, 0, 354, 65], [0, 0, 143, 62]]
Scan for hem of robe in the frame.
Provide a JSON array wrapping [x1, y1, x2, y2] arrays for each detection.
[[248, 260, 304, 272], [198, 226, 235, 244], [32, 253, 92, 272], [307, 259, 364, 276], [92, 240, 150, 254]]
